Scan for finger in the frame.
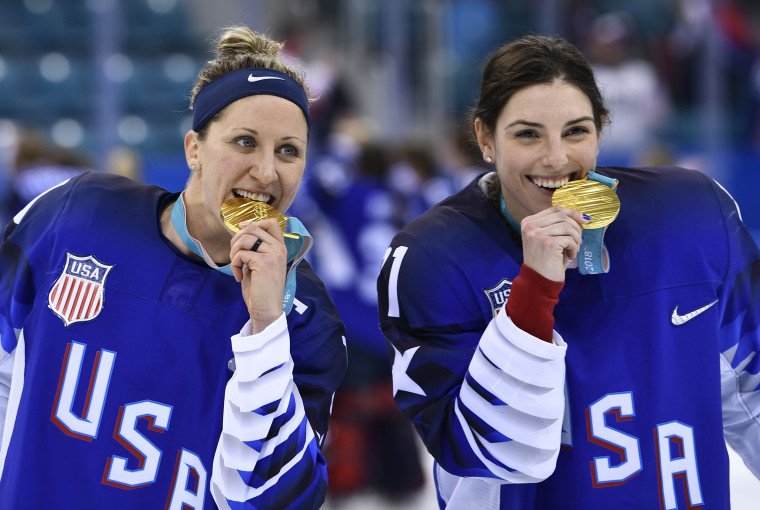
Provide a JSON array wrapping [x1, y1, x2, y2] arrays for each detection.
[[232, 264, 243, 282], [564, 237, 581, 261], [235, 217, 285, 243], [230, 223, 279, 256], [528, 206, 587, 227], [545, 220, 584, 258], [229, 221, 287, 283], [524, 216, 584, 248], [229, 231, 275, 282], [231, 257, 253, 283], [564, 207, 591, 227], [554, 209, 592, 260], [231, 250, 258, 275]]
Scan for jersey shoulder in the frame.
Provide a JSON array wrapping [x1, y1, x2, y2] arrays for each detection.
[[597, 165, 759, 292], [381, 175, 521, 328], [14, 172, 168, 232], [600, 165, 735, 220]]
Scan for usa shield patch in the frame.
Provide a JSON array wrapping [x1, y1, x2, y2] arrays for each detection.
[[48, 253, 113, 327], [484, 278, 512, 317]]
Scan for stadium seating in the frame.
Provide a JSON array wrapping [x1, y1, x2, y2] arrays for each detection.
[[0, 0, 202, 161]]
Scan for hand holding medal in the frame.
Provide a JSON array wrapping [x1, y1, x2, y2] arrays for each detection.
[[551, 172, 620, 275], [221, 197, 313, 315]]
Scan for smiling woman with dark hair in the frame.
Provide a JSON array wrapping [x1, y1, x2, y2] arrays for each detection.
[[378, 34, 760, 509]]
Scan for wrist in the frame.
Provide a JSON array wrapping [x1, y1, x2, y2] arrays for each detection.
[[250, 311, 282, 334], [505, 264, 564, 342]]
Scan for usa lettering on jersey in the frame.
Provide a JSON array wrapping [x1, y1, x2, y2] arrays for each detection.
[[51, 340, 207, 507], [48, 252, 113, 326]]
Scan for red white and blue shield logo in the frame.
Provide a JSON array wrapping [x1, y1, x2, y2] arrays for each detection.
[[484, 278, 513, 317], [48, 253, 113, 327]]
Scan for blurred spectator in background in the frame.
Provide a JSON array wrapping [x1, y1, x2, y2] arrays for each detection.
[[2, 127, 91, 218], [106, 145, 142, 182], [658, 0, 760, 148], [438, 121, 491, 192], [389, 142, 454, 224], [584, 11, 672, 166], [279, 21, 355, 151], [0, 122, 18, 228], [293, 119, 426, 505]]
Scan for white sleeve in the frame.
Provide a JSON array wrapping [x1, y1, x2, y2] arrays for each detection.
[[211, 313, 324, 510], [0, 334, 25, 484], [455, 309, 567, 483], [720, 352, 760, 478], [0, 350, 14, 445]]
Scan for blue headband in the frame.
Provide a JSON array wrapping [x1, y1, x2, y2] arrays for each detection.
[[192, 68, 311, 133]]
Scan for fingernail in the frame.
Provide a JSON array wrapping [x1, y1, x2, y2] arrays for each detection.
[[583, 214, 592, 220]]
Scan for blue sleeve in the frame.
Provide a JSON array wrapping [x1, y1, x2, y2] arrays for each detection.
[[1, 179, 73, 357], [0, 179, 74, 447]]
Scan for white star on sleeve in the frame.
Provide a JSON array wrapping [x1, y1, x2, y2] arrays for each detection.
[[391, 345, 426, 397]]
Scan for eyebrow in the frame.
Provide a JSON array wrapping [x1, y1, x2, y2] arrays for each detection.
[[282, 135, 307, 145], [238, 127, 306, 144], [506, 116, 595, 129]]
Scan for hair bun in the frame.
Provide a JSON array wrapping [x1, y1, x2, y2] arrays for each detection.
[[217, 26, 283, 60], [189, 25, 309, 115]]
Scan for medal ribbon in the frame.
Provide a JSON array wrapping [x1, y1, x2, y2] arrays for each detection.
[[170, 194, 311, 314], [499, 194, 523, 235], [577, 171, 618, 275]]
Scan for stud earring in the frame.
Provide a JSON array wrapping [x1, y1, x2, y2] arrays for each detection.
[[486, 156, 492, 163], [191, 164, 196, 171]]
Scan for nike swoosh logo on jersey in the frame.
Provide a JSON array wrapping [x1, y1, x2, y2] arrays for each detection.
[[671, 299, 718, 326], [248, 75, 284, 83]]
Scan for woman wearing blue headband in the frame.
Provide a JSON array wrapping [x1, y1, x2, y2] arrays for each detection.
[[0, 26, 346, 510]]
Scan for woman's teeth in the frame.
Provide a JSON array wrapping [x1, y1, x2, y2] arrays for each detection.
[[234, 189, 271, 203], [531, 176, 570, 189]]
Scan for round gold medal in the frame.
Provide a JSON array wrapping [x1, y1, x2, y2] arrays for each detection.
[[220, 198, 298, 238], [551, 179, 620, 229]]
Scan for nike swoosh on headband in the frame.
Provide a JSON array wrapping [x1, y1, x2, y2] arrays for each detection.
[[193, 68, 311, 132], [248, 74, 285, 83]]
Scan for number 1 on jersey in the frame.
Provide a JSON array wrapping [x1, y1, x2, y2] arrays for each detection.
[[384, 245, 408, 318]]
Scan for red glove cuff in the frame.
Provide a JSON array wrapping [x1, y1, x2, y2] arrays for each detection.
[[505, 264, 564, 343]]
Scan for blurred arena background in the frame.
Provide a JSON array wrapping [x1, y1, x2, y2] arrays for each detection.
[[0, 0, 759, 230], [0, 1, 758, 508]]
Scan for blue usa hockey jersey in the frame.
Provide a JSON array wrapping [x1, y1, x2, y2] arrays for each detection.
[[378, 166, 760, 509], [0, 172, 346, 509]]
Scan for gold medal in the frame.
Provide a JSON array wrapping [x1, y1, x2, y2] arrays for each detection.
[[220, 198, 299, 238], [551, 179, 620, 229]]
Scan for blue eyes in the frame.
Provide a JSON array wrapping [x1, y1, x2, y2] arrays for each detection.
[[236, 137, 254, 148], [233, 137, 299, 157]]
